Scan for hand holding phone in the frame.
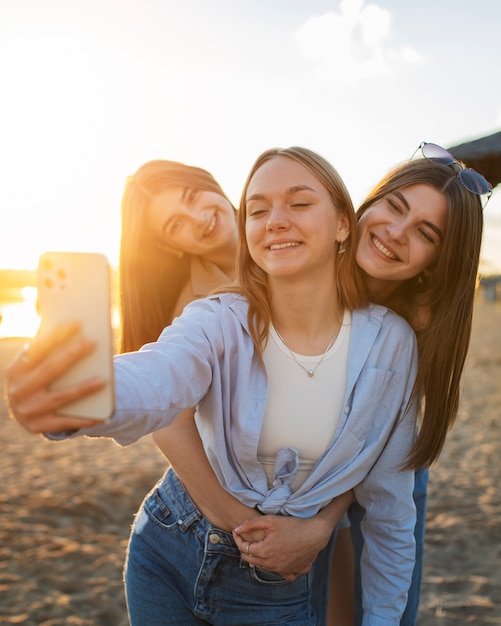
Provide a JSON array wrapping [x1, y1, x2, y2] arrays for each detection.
[[37, 251, 115, 421]]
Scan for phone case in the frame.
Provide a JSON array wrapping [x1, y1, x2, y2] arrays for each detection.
[[37, 251, 115, 421]]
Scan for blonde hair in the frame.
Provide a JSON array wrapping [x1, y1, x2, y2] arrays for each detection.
[[119, 160, 234, 353]]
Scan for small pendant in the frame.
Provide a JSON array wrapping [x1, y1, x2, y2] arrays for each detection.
[[307, 370, 314, 377]]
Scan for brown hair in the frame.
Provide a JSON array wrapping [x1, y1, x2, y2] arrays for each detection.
[[358, 158, 484, 468], [119, 160, 234, 353], [234, 147, 368, 358]]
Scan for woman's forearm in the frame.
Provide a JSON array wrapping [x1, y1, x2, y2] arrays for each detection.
[[152, 410, 261, 530]]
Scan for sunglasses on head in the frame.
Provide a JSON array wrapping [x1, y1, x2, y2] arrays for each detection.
[[412, 141, 492, 208]]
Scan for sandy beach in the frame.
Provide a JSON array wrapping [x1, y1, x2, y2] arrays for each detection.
[[1, 297, 500, 625]]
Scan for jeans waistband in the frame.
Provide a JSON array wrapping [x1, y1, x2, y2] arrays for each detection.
[[156, 468, 236, 551]]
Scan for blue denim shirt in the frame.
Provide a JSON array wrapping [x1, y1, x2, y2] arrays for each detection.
[[73, 293, 418, 626]]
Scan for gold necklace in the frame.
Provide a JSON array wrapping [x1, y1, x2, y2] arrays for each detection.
[[274, 327, 338, 378]]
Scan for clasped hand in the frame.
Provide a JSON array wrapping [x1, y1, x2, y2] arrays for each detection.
[[232, 513, 334, 581]]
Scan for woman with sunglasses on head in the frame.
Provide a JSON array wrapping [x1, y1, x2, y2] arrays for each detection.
[[6, 147, 420, 625], [325, 142, 488, 626]]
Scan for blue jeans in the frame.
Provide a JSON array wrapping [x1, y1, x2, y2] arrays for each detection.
[[124, 469, 316, 625], [311, 468, 428, 626]]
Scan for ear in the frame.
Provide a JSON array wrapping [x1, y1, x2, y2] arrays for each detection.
[[336, 214, 350, 243]]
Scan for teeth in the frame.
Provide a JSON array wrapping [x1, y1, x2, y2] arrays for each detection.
[[270, 242, 300, 250], [372, 236, 399, 260], [205, 215, 216, 236]]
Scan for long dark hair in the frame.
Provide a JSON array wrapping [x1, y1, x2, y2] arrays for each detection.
[[358, 158, 484, 468]]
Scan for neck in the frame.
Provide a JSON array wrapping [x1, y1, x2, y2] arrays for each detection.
[[364, 273, 403, 306], [205, 238, 238, 278], [269, 275, 343, 353]]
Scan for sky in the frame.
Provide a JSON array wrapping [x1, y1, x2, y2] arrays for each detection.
[[1, 0, 501, 273]]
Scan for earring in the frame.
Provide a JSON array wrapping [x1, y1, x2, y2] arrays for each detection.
[[417, 270, 431, 287], [337, 238, 346, 255]]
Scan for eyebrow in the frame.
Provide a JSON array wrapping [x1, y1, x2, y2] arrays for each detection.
[[246, 184, 317, 203], [393, 190, 444, 241]]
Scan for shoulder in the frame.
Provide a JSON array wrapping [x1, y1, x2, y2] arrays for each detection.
[[360, 303, 414, 331], [353, 304, 416, 348], [189, 256, 234, 296], [350, 305, 417, 374], [179, 292, 249, 329], [157, 293, 251, 356]]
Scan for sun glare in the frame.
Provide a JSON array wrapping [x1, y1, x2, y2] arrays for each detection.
[[0, 287, 39, 339], [0, 13, 122, 272]]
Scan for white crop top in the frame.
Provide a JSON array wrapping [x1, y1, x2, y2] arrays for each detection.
[[258, 310, 352, 491]]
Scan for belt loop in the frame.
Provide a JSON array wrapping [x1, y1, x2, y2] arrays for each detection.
[[176, 508, 202, 532]]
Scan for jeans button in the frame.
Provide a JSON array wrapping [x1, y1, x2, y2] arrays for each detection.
[[209, 533, 220, 544]]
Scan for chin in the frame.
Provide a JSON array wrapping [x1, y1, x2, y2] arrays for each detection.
[[356, 252, 376, 274]]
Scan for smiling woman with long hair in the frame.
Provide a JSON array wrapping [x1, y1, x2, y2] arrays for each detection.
[[118, 159, 238, 353]]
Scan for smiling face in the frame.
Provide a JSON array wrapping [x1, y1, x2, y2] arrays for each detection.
[[147, 186, 238, 257], [356, 183, 449, 290], [244, 156, 349, 282]]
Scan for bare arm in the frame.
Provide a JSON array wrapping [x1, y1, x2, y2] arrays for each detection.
[[152, 413, 261, 530]]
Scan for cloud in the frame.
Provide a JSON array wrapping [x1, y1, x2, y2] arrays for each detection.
[[295, 0, 426, 86]]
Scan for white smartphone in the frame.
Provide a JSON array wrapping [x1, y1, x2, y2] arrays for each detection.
[[37, 251, 115, 421]]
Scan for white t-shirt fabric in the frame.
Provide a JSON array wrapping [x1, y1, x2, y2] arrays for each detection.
[[258, 311, 352, 491]]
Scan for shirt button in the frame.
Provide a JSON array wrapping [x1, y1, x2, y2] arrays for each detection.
[[209, 533, 220, 544]]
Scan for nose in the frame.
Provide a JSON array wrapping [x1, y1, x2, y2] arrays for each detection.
[[266, 204, 289, 231], [385, 218, 408, 242], [183, 204, 208, 230], [191, 212, 207, 228]]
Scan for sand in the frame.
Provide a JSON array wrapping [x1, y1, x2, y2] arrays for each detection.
[[1, 297, 500, 625]]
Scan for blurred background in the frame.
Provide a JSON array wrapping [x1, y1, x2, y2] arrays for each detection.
[[1, 0, 500, 336]]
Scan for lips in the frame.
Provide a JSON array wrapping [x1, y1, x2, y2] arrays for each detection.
[[371, 234, 401, 261]]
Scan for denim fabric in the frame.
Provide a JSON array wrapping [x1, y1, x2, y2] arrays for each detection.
[[124, 469, 316, 626], [401, 467, 428, 626], [310, 528, 339, 626], [350, 468, 429, 626]]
